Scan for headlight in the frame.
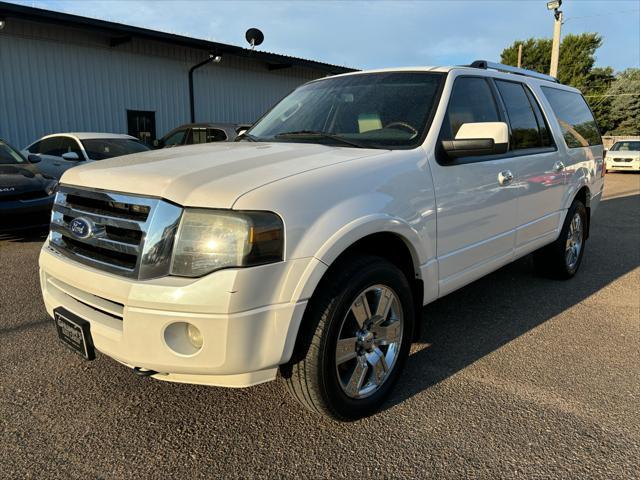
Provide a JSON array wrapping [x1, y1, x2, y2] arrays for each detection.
[[170, 209, 284, 277], [44, 180, 58, 196]]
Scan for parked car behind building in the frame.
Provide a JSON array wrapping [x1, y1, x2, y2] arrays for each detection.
[[22, 133, 149, 179], [154, 123, 245, 148], [605, 140, 640, 172], [0, 139, 57, 231]]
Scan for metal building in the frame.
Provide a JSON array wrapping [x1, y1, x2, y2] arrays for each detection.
[[0, 2, 354, 149]]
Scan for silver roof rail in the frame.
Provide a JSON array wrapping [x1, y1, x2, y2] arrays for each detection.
[[468, 60, 559, 83]]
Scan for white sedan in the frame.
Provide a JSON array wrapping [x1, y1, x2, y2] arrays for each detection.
[[605, 140, 640, 172], [22, 132, 149, 179]]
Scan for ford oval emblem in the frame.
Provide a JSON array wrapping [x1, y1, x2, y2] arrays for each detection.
[[69, 217, 93, 239]]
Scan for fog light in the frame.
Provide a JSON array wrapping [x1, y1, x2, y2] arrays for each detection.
[[186, 323, 203, 349]]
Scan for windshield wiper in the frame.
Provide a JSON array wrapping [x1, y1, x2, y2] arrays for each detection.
[[274, 131, 368, 149]]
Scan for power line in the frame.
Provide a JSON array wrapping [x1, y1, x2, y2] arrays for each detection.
[[564, 8, 640, 22], [584, 93, 640, 98]]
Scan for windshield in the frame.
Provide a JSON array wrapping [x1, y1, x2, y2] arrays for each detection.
[[81, 138, 149, 160], [0, 141, 27, 165], [610, 141, 639, 152], [246, 72, 444, 149]]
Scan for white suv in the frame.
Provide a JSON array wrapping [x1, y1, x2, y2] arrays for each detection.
[[39, 61, 605, 420]]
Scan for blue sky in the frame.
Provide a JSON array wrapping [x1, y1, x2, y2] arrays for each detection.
[[10, 0, 640, 72]]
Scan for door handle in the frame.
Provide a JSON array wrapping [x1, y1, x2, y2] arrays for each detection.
[[498, 170, 514, 186], [553, 161, 565, 172]]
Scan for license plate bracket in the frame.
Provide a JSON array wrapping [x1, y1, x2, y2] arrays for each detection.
[[53, 308, 96, 360]]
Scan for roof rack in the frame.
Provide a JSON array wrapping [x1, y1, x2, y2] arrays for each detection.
[[468, 60, 559, 83]]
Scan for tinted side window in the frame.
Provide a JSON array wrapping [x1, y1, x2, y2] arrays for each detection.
[[39, 137, 64, 156], [206, 128, 227, 142], [442, 77, 500, 139], [541, 87, 602, 148], [525, 88, 553, 147], [164, 129, 187, 147], [187, 128, 207, 144], [496, 80, 552, 150], [58, 137, 84, 160], [28, 140, 42, 154]]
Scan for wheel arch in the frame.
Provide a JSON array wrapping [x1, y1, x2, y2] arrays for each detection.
[[284, 228, 426, 367], [572, 185, 591, 238]]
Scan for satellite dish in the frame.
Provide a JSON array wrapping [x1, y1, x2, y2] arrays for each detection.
[[245, 28, 264, 49]]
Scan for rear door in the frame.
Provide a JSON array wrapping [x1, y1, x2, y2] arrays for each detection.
[[492, 79, 565, 256], [431, 75, 521, 296], [540, 86, 605, 198]]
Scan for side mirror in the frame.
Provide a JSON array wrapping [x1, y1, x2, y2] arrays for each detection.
[[152, 139, 162, 148], [62, 151, 80, 161], [442, 122, 509, 159], [28, 154, 41, 163]]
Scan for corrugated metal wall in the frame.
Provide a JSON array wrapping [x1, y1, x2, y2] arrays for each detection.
[[0, 19, 323, 148]]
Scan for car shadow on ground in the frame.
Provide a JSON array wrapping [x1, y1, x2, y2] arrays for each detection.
[[385, 191, 640, 410], [0, 227, 48, 243]]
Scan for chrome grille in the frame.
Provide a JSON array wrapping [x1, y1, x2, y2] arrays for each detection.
[[49, 186, 182, 279]]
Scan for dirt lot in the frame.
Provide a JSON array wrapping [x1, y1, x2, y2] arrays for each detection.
[[1, 173, 638, 479]]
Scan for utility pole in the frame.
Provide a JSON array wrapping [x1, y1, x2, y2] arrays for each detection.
[[517, 44, 523, 68], [547, 0, 563, 78]]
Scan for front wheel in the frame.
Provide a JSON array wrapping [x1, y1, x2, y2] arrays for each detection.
[[281, 255, 414, 421], [534, 199, 588, 279]]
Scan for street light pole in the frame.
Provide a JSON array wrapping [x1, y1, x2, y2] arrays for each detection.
[[550, 10, 563, 78], [188, 54, 222, 124], [517, 44, 523, 68], [547, 0, 563, 78]]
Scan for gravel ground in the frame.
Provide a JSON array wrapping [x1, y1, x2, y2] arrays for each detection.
[[1, 173, 638, 479]]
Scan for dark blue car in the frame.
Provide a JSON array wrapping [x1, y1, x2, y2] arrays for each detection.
[[0, 139, 58, 232]]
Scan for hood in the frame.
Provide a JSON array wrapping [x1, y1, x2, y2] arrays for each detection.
[[0, 163, 50, 197], [60, 142, 384, 208], [607, 150, 639, 159]]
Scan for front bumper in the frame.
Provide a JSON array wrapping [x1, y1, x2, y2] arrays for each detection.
[[606, 159, 640, 171], [39, 244, 321, 387], [0, 195, 54, 231]]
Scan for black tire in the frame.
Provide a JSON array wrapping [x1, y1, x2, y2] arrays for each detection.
[[534, 199, 588, 279], [281, 254, 414, 421]]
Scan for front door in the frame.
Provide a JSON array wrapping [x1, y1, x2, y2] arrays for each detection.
[[127, 110, 156, 146], [431, 75, 520, 296]]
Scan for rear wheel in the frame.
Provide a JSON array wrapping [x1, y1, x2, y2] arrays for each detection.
[[534, 199, 587, 279], [281, 255, 414, 420]]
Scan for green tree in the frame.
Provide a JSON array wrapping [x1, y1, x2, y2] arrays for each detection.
[[607, 68, 640, 135], [500, 33, 603, 86], [500, 38, 552, 74], [583, 67, 616, 134], [500, 33, 622, 133]]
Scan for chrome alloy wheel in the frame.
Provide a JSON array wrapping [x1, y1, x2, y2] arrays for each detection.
[[565, 212, 583, 270], [335, 285, 404, 399]]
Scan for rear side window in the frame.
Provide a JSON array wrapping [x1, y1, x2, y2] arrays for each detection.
[[442, 77, 500, 139], [188, 128, 207, 144], [187, 128, 228, 144], [541, 87, 602, 148], [495, 80, 553, 150], [206, 128, 227, 142]]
